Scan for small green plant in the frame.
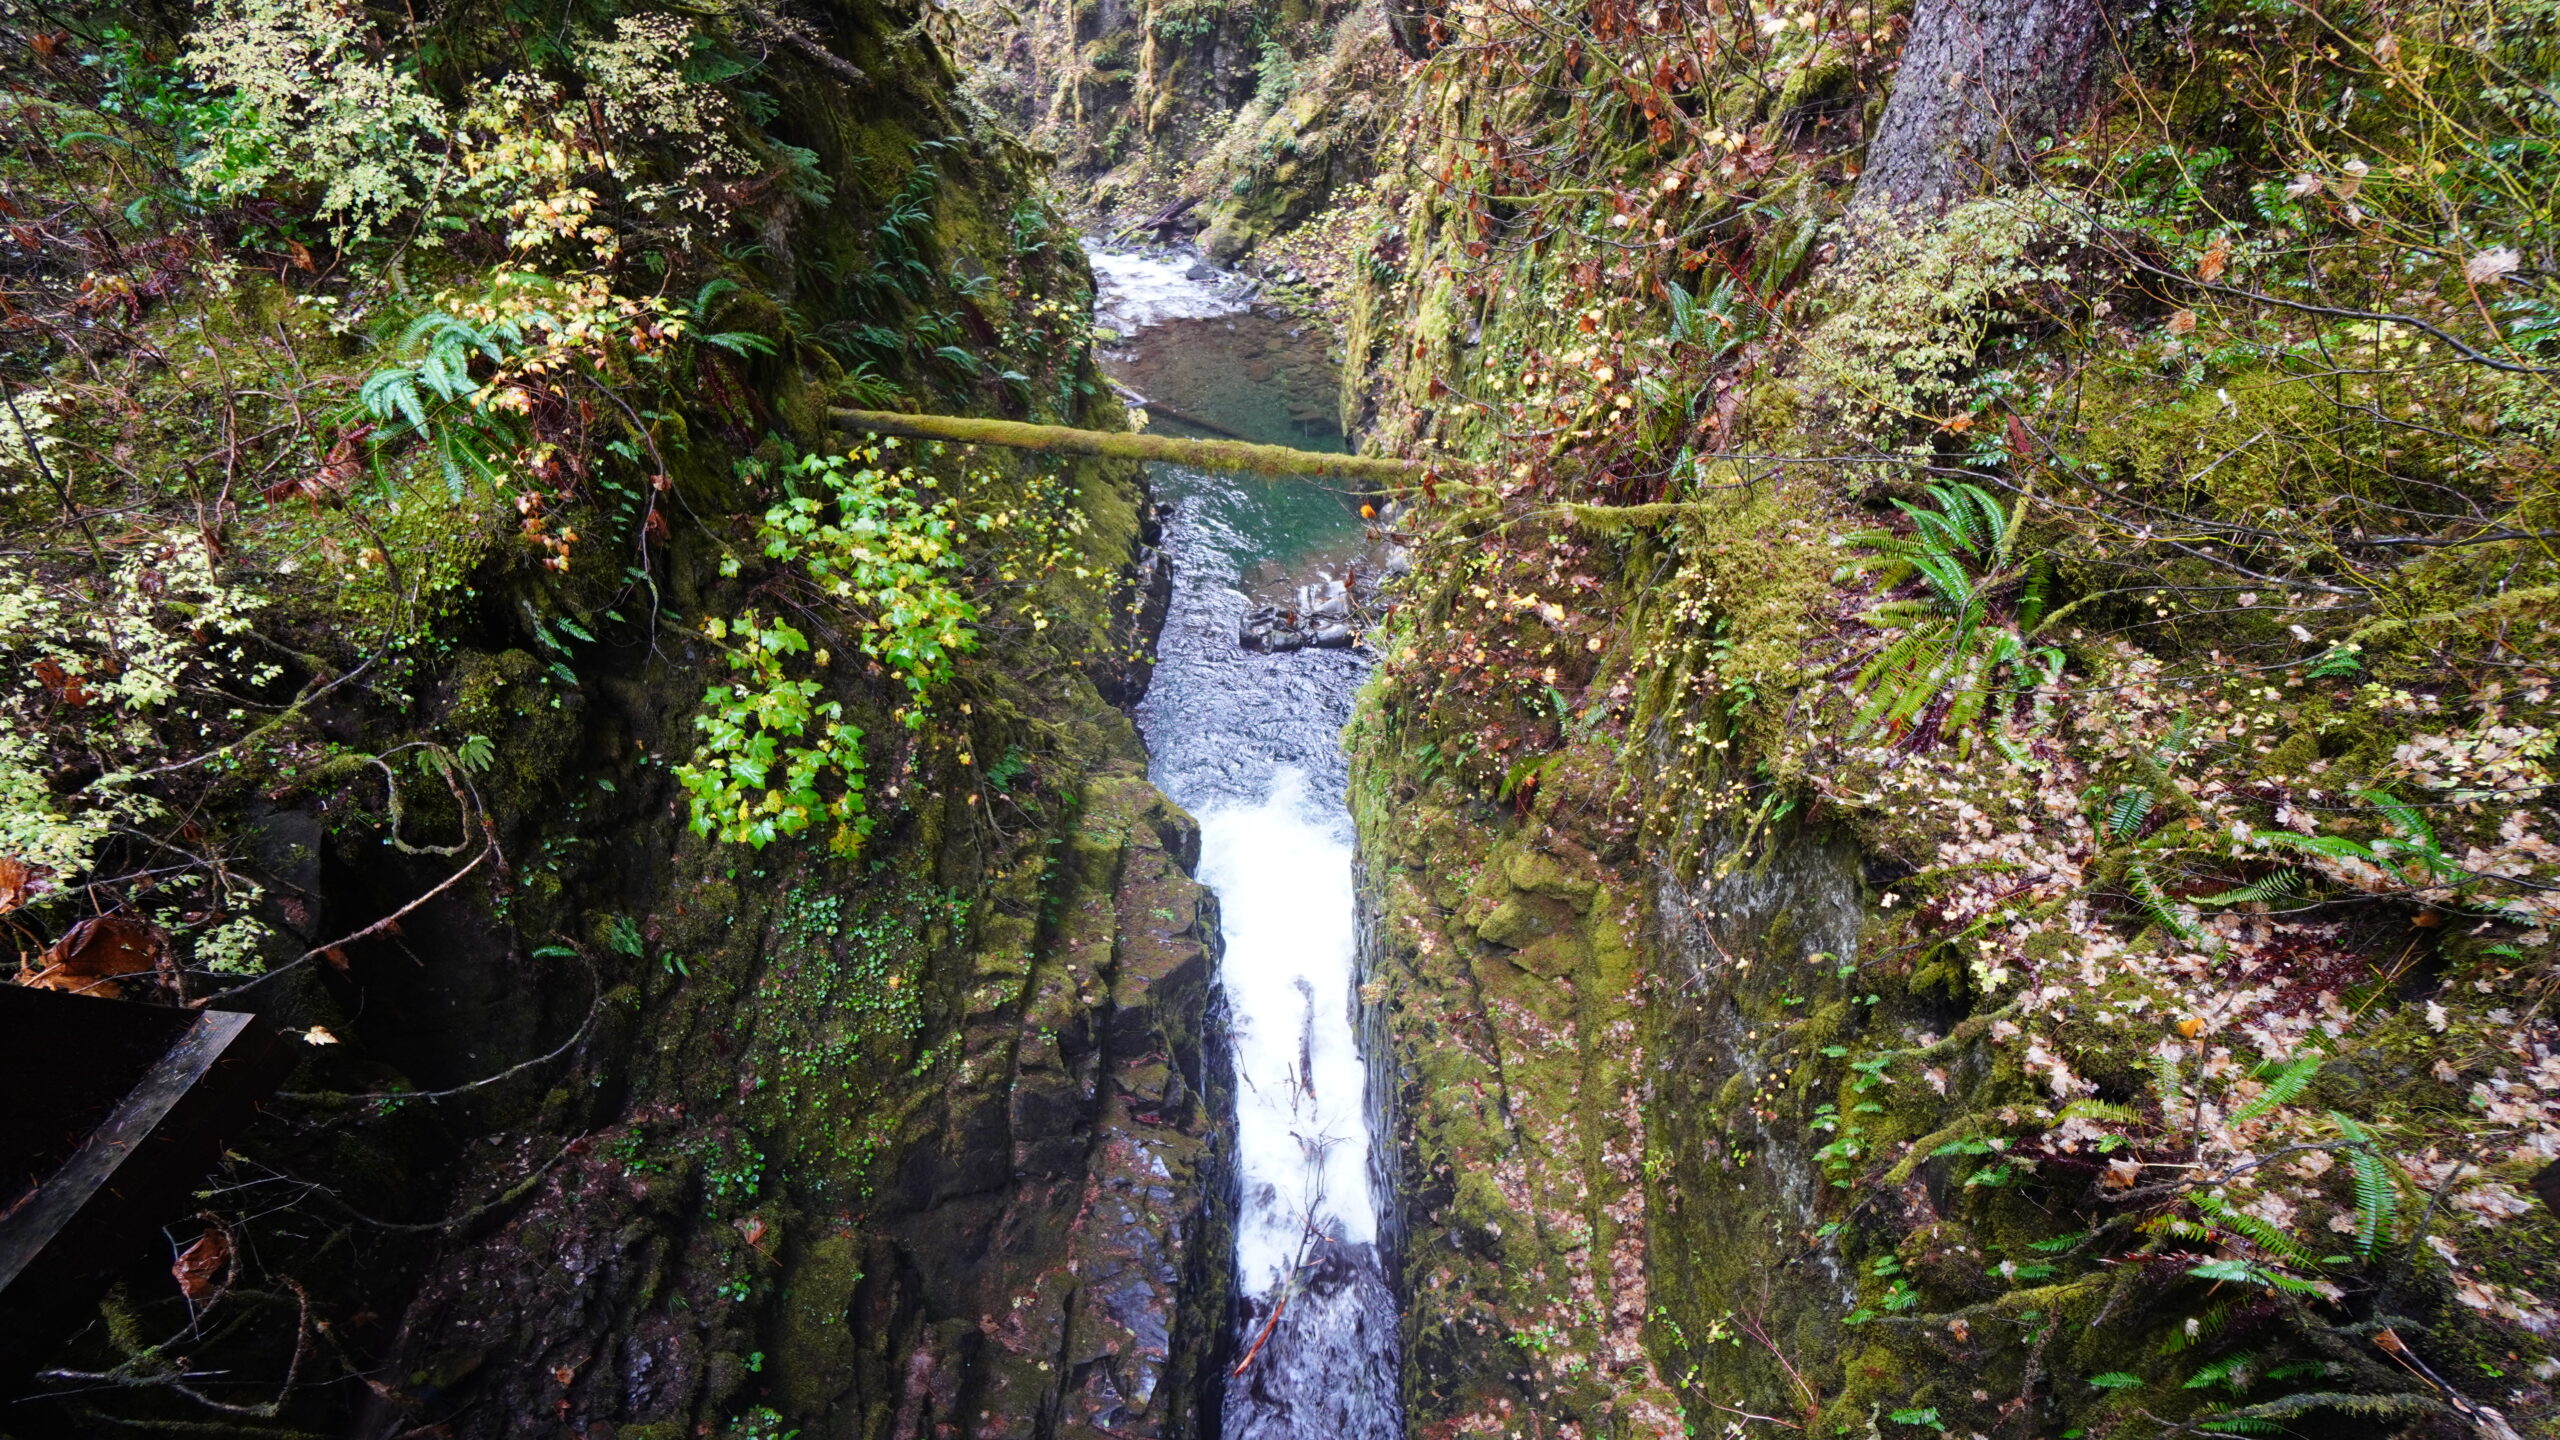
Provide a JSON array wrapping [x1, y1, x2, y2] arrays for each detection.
[[727, 1406, 798, 1440], [604, 913, 645, 957], [357, 311, 529, 496], [703, 1143, 765, 1199], [751, 451, 978, 723], [675, 612, 873, 855], [181, 0, 447, 242]]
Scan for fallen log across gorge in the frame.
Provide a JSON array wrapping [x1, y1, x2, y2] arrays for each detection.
[[828, 406, 1463, 488]]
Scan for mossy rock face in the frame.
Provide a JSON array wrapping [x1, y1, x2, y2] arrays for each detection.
[[370, 762, 1234, 1439], [1350, 744, 1687, 1440]]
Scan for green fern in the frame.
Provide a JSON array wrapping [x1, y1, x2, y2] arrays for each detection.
[[2227, 1054, 2322, 1126], [2334, 1113, 2401, 1258], [2191, 1191, 2320, 1269], [837, 360, 905, 408], [356, 311, 526, 496], [2150, 1042, 2185, 1112], [2193, 868, 2306, 907], [2107, 785, 2155, 838], [2184, 1351, 2260, 1394], [2127, 858, 2208, 946], [1840, 484, 2063, 749]]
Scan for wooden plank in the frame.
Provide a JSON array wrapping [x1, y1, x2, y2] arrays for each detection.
[[0, 988, 295, 1385]]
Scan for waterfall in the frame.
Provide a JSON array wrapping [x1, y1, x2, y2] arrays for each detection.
[[1097, 245, 1404, 1440]]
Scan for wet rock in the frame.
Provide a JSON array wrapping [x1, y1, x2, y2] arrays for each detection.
[[1224, 1243, 1400, 1440], [363, 781, 1236, 1440], [1312, 624, 1355, 649]]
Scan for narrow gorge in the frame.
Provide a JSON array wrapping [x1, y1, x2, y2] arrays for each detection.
[[3, 0, 2558, 1436]]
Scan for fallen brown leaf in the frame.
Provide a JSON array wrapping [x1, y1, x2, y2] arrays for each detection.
[[173, 1223, 231, 1304], [32, 656, 94, 706], [2198, 235, 2231, 283], [17, 915, 170, 1000], [0, 855, 47, 915]]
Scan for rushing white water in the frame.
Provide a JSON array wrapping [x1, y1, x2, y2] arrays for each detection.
[[1086, 246, 1252, 334], [1094, 241, 1402, 1440], [1194, 770, 1378, 1293]]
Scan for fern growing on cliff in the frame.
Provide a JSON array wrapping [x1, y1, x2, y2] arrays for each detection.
[[357, 312, 526, 495], [1838, 482, 2063, 749]]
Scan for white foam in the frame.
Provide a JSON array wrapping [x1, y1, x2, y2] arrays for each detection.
[[1193, 768, 1377, 1296], [1086, 245, 1249, 335]]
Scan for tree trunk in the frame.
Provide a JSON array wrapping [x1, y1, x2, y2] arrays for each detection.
[[1852, 0, 2110, 213], [1385, 0, 1439, 60]]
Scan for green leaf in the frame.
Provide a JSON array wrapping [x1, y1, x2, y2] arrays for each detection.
[[2086, 1372, 2143, 1390]]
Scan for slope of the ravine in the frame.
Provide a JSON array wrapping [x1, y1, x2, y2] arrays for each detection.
[[1332, 0, 2560, 1434], [0, 3, 1236, 1436]]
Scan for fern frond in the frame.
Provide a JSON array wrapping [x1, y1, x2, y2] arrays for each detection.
[[2350, 1146, 2398, 1258], [2191, 1191, 2318, 1268], [2057, 1099, 2142, 1125], [700, 329, 779, 357], [2183, 1351, 2257, 1393], [1665, 281, 1699, 343], [2255, 830, 2380, 863], [2357, 788, 2437, 851], [2194, 869, 2307, 907], [2227, 1054, 2322, 1126], [2127, 859, 2207, 946], [2107, 786, 2154, 839]]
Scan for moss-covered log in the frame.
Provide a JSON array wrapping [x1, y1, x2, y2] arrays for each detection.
[[830, 407, 1451, 485]]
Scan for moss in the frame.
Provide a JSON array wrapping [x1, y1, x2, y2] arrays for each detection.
[[831, 405, 1445, 483]]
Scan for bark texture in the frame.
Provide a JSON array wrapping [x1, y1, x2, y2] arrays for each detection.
[[1852, 0, 2110, 212]]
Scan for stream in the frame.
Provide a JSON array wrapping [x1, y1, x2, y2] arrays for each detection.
[[1094, 246, 1405, 1440]]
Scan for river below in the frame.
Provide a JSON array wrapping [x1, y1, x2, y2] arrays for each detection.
[[1094, 245, 1403, 1440]]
